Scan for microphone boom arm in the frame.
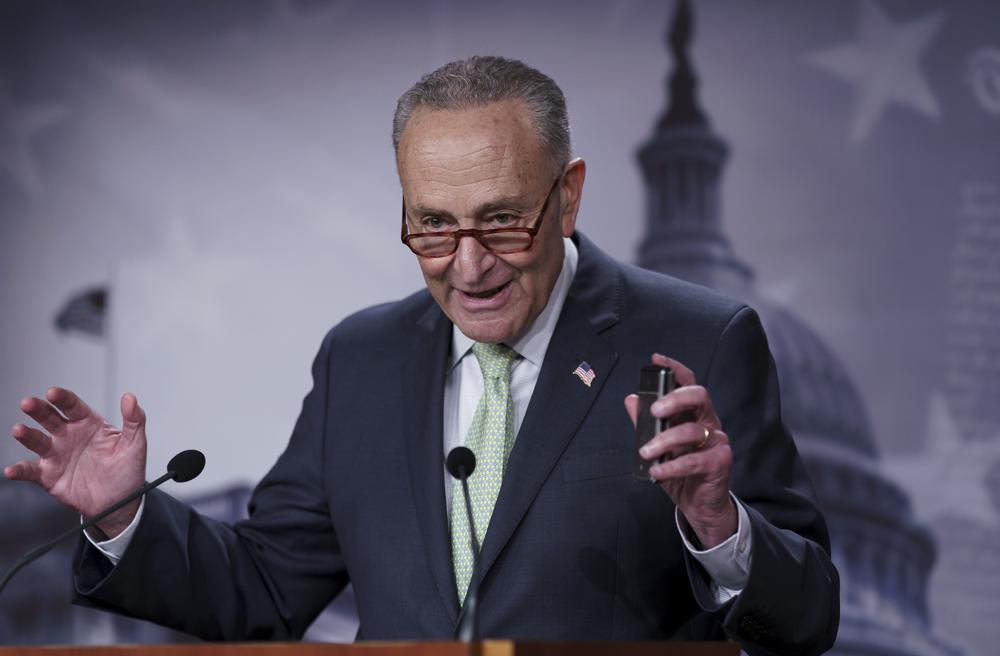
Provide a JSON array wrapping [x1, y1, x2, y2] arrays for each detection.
[[0, 450, 204, 596], [457, 463, 482, 642]]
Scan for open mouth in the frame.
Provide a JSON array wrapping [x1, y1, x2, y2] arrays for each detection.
[[463, 282, 509, 299]]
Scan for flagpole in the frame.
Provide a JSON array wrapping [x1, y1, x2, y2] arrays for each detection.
[[105, 267, 117, 422]]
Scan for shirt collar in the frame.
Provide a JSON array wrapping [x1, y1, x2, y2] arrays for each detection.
[[449, 237, 579, 371]]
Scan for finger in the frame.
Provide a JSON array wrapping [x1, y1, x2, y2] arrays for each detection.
[[20, 396, 67, 434], [650, 386, 717, 425], [648, 443, 732, 481], [640, 423, 722, 461], [11, 423, 53, 457], [46, 387, 94, 422], [120, 393, 146, 437], [651, 354, 696, 387], [623, 394, 639, 427], [3, 459, 43, 485]]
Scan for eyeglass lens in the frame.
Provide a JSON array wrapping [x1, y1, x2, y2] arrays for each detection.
[[408, 230, 533, 257]]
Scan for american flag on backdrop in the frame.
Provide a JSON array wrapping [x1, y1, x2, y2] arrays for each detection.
[[572, 361, 596, 387], [54, 286, 109, 338]]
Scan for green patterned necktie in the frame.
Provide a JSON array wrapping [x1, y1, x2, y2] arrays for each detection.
[[450, 342, 518, 605]]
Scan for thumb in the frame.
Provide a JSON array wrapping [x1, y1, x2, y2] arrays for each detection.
[[623, 394, 640, 427], [120, 392, 146, 431]]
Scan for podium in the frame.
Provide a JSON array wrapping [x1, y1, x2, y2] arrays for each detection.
[[0, 642, 739, 656]]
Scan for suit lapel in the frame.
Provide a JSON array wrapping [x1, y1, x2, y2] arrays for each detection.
[[401, 300, 460, 623], [475, 234, 622, 583]]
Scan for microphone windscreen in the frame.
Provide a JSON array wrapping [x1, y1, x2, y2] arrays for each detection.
[[167, 450, 206, 483], [446, 446, 476, 479]]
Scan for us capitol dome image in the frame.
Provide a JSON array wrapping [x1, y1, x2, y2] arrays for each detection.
[[634, 3, 956, 655]]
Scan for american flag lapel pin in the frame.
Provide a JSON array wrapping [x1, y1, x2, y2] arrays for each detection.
[[572, 361, 596, 387]]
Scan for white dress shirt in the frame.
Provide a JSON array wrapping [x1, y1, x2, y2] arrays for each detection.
[[92, 237, 751, 602]]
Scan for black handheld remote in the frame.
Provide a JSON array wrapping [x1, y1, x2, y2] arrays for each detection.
[[634, 364, 676, 481]]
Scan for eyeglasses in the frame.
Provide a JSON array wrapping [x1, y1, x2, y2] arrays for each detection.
[[400, 175, 562, 258]]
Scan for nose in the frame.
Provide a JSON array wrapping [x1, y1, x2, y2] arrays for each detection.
[[452, 234, 496, 285]]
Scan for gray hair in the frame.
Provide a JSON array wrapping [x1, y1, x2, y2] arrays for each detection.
[[392, 56, 572, 175]]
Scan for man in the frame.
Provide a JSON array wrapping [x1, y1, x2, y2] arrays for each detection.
[[6, 56, 838, 653]]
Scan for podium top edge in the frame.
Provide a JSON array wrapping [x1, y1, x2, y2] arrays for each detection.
[[0, 640, 740, 656]]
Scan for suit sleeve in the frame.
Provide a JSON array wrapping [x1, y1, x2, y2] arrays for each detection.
[[685, 306, 840, 655], [71, 329, 349, 640]]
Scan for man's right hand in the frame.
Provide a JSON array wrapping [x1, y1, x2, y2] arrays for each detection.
[[5, 388, 147, 539]]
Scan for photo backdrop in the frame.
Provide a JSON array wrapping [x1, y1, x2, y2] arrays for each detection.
[[2, 1, 998, 653]]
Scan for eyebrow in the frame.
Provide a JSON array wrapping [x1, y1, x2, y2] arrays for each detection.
[[408, 195, 532, 219]]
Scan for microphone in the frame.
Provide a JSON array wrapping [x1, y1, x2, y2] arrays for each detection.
[[446, 446, 482, 642], [0, 449, 205, 596]]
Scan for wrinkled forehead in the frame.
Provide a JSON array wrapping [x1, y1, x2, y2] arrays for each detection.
[[396, 102, 550, 202]]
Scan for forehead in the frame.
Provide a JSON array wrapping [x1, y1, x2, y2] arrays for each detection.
[[397, 101, 548, 201]]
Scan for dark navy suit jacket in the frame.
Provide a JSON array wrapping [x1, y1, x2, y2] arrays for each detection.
[[74, 233, 839, 655]]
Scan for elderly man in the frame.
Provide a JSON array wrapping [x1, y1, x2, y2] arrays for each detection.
[[6, 56, 838, 654]]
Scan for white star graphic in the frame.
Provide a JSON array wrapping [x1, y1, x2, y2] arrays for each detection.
[[0, 83, 70, 197], [808, 0, 946, 144], [882, 393, 1000, 526]]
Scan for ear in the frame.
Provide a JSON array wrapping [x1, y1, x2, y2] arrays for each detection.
[[559, 158, 587, 237]]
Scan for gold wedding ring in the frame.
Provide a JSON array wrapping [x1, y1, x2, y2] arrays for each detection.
[[696, 425, 711, 450]]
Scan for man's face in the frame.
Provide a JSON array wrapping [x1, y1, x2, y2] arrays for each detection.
[[397, 100, 584, 344]]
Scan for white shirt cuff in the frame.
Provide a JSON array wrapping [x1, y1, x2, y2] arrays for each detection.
[[81, 495, 145, 565], [675, 493, 752, 603]]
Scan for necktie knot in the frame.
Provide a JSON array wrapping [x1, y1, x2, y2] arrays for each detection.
[[472, 342, 517, 381]]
